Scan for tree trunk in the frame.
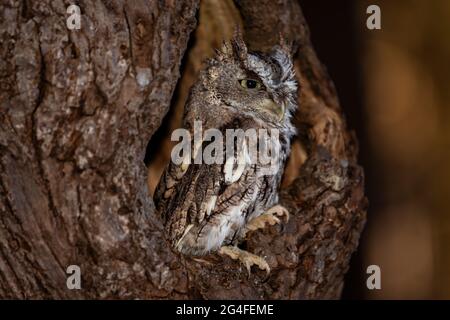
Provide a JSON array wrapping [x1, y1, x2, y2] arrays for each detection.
[[0, 0, 366, 299]]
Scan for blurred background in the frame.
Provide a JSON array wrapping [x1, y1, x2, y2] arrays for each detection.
[[300, 0, 450, 299]]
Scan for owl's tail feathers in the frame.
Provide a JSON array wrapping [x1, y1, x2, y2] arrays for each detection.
[[219, 246, 270, 276]]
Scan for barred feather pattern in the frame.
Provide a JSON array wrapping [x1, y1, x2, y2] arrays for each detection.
[[154, 35, 298, 256]]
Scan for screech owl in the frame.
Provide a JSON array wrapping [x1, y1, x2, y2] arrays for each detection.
[[154, 34, 298, 274]]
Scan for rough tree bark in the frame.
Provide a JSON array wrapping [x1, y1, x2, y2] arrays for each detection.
[[0, 0, 366, 299]]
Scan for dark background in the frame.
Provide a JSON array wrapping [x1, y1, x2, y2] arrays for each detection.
[[300, 0, 450, 299]]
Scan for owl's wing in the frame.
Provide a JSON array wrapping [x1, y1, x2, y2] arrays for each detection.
[[154, 143, 266, 246]]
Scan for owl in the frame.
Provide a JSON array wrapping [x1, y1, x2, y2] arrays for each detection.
[[154, 34, 298, 274]]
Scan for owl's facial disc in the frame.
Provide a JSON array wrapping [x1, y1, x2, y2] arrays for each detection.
[[238, 78, 285, 120]]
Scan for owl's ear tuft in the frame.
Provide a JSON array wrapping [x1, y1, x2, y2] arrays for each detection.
[[216, 28, 248, 62], [230, 27, 248, 61], [218, 42, 233, 60]]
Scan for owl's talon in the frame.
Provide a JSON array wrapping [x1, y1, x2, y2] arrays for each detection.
[[244, 204, 289, 236], [219, 246, 270, 276], [268, 204, 290, 222]]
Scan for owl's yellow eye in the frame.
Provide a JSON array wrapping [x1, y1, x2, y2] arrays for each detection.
[[239, 79, 261, 90]]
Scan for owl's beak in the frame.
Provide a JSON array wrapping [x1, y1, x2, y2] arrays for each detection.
[[260, 98, 285, 120]]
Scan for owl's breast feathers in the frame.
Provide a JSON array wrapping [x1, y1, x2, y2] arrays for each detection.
[[153, 118, 290, 256]]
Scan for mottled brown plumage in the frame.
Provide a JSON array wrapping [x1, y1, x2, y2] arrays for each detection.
[[154, 34, 298, 271]]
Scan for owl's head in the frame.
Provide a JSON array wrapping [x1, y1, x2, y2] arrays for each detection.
[[203, 34, 298, 131]]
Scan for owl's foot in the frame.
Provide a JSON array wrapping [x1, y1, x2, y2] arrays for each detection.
[[219, 246, 270, 275], [244, 204, 289, 236]]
